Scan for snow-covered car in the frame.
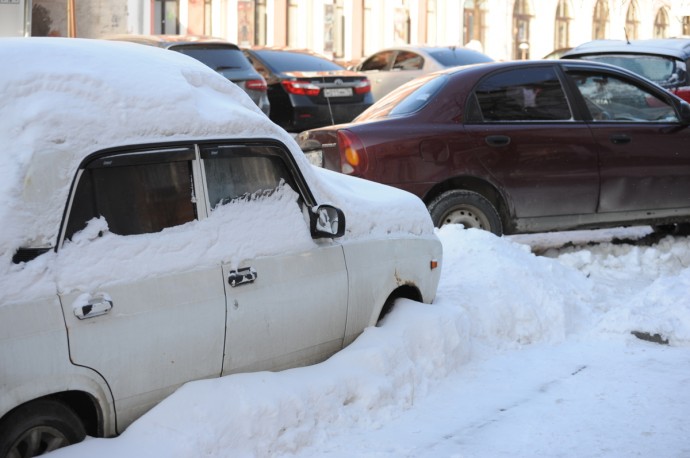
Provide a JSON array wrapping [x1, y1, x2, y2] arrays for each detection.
[[0, 38, 442, 457]]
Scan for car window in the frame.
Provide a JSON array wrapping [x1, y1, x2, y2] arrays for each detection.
[[567, 71, 679, 122], [392, 51, 424, 70], [470, 67, 572, 122], [427, 48, 494, 67], [254, 50, 343, 73], [65, 148, 197, 240], [170, 45, 255, 72], [200, 145, 297, 209], [360, 51, 395, 71], [574, 54, 686, 87]]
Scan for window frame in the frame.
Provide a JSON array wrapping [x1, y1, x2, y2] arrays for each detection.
[[58, 139, 315, 250]]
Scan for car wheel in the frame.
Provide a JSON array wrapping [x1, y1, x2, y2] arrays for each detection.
[[428, 190, 503, 235], [0, 399, 86, 458]]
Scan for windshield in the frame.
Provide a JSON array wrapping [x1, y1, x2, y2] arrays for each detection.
[[355, 73, 449, 121], [428, 48, 494, 67], [578, 54, 686, 87], [254, 50, 344, 73]]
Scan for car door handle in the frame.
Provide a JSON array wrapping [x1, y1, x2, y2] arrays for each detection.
[[485, 135, 511, 147], [74, 295, 113, 320], [610, 134, 631, 145], [228, 267, 257, 287]]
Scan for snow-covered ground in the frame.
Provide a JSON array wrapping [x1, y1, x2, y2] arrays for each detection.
[[53, 225, 690, 458]]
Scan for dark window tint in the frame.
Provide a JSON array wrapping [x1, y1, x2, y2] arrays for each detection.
[[201, 145, 296, 209], [427, 48, 494, 67], [170, 45, 255, 72], [254, 50, 343, 73], [567, 70, 678, 122], [473, 67, 571, 121], [66, 158, 196, 240], [360, 51, 395, 71]]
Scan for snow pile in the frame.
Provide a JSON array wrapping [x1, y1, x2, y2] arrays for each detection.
[[52, 226, 690, 457]]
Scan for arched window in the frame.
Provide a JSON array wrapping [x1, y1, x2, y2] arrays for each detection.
[[592, 0, 609, 40], [513, 0, 532, 60], [654, 8, 669, 39], [625, 1, 639, 40], [554, 0, 571, 51], [464, 0, 487, 47]]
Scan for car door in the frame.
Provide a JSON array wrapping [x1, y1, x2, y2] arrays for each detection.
[[565, 68, 690, 213], [196, 144, 349, 376], [58, 146, 226, 432], [359, 50, 398, 101], [463, 66, 601, 223]]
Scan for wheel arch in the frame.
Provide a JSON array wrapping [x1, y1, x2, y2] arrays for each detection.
[[376, 284, 424, 325], [422, 176, 513, 231]]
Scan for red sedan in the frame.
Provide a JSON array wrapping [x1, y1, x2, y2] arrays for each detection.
[[298, 59, 690, 236]]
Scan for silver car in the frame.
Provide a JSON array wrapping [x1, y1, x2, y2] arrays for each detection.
[[0, 37, 441, 457], [355, 45, 494, 101]]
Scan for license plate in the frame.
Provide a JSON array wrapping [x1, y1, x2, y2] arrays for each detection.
[[323, 87, 353, 98]]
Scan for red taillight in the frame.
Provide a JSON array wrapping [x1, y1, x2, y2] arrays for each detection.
[[353, 79, 371, 95], [672, 86, 690, 103], [281, 79, 321, 96], [337, 129, 367, 176], [245, 78, 267, 91]]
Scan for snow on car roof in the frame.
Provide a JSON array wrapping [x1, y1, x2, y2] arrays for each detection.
[[0, 37, 436, 304], [0, 37, 292, 252]]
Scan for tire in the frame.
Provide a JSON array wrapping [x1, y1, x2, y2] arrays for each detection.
[[0, 399, 86, 458], [428, 190, 503, 235]]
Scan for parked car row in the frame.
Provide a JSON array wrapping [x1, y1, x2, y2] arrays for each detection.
[[0, 37, 442, 457]]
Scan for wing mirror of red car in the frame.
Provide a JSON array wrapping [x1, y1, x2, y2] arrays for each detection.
[[310, 204, 346, 238]]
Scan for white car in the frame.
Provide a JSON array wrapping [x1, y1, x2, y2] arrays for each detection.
[[355, 45, 493, 101], [0, 38, 442, 457]]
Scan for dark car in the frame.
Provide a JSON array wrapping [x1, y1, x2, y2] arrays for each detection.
[[242, 48, 373, 132], [299, 60, 690, 236], [354, 45, 494, 101], [562, 38, 690, 103], [105, 35, 270, 115]]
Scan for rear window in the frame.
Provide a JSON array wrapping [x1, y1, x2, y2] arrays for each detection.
[[171, 45, 254, 72], [574, 54, 686, 87], [427, 48, 494, 67], [355, 73, 448, 121], [254, 50, 344, 73]]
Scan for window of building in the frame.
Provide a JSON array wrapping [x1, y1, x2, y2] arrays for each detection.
[[513, 0, 532, 60], [683, 16, 690, 36], [154, 0, 179, 35], [654, 8, 669, 39], [592, 0, 609, 40], [554, 0, 571, 51], [625, 1, 639, 40], [287, 0, 299, 47], [334, 0, 345, 58], [463, 0, 486, 47], [427, 0, 437, 45], [203, 0, 212, 35], [254, 0, 267, 46]]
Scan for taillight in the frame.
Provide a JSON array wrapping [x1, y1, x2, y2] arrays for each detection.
[[672, 86, 690, 103], [245, 78, 267, 91], [337, 129, 367, 176], [353, 79, 371, 95], [281, 80, 320, 96]]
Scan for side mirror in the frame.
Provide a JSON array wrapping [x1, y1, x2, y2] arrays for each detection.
[[310, 204, 346, 238]]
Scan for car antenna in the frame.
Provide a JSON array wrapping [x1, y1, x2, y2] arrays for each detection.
[[321, 63, 336, 126]]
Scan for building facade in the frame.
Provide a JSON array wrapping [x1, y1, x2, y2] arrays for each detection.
[[15, 0, 690, 62]]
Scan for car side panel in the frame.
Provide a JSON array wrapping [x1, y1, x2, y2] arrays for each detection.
[[341, 235, 442, 346], [0, 297, 115, 435]]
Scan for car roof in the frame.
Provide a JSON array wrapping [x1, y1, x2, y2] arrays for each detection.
[[0, 37, 294, 257], [563, 38, 690, 60], [105, 34, 241, 50]]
